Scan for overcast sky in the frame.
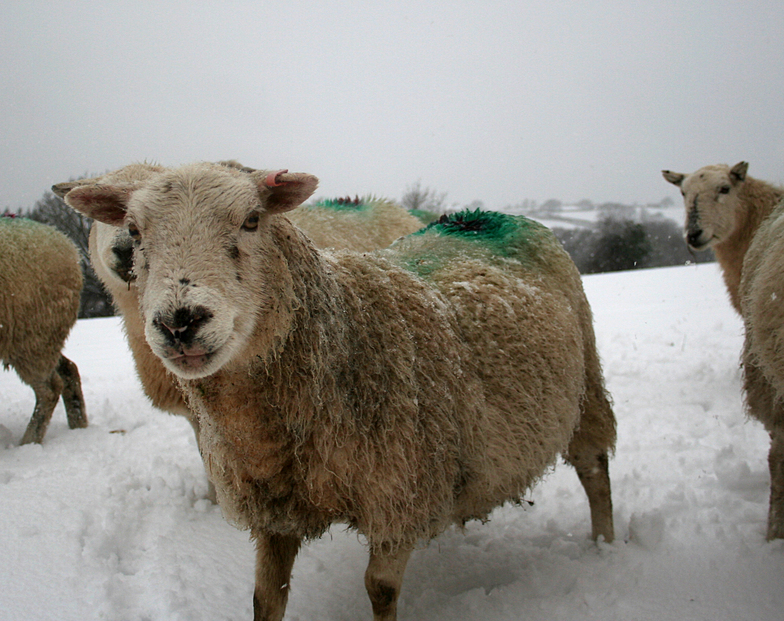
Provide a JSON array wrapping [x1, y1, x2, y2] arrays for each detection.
[[3, 0, 784, 212]]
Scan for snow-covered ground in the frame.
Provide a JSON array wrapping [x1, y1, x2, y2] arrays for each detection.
[[1, 263, 782, 621]]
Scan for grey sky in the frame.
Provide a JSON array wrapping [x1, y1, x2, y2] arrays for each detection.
[[2, 0, 783, 212]]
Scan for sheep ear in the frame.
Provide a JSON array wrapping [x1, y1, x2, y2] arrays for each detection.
[[63, 185, 131, 227], [730, 161, 748, 184], [254, 169, 319, 214], [52, 180, 90, 199], [662, 170, 684, 186]]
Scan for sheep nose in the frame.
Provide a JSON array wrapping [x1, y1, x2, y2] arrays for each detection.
[[154, 306, 212, 345], [686, 229, 704, 247], [112, 244, 135, 282]]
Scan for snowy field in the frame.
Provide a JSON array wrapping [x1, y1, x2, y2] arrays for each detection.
[[1, 263, 783, 621]]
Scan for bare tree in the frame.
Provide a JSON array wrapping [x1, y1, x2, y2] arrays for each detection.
[[401, 181, 448, 218]]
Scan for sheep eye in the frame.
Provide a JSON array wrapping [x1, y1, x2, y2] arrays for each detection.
[[242, 212, 260, 231], [719, 185, 731, 194], [128, 222, 141, 241]]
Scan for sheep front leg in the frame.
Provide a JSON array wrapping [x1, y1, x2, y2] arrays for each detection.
[[767, 429, 784, 540], [364, 544, 412, 621], [252, 531, 301, 621]]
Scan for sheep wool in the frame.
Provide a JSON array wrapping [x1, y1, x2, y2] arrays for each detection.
[[0, 216, 86, 444], [287, 195, 423, 252], [63, 162, 616, 621]]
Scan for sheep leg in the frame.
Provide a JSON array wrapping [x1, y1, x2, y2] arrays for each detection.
[[767, 429, 784, 540], [565, 447, 614, 543], [742, 356, 784, 539], [252, 531, 301, 621], [364, 544, 412, 621], [57, 355, 87, 430], [181, 413, 217, 503], [19, 371, 63, 445]]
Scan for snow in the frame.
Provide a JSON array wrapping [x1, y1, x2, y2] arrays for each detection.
[[1, 263, 782, 621]]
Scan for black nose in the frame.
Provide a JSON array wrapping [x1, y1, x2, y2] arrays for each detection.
[[686, 229, 703, 247], [153, 306, 212, 346], [111, 243, 135, 282]]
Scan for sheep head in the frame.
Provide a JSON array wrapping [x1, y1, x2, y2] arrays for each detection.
[[63, 162, 319, 379], [662, 161, 748, 251], [56, 162, 255, 287]]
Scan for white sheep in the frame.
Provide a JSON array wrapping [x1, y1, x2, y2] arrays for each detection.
[[0, 215, 87, 444], [53, 163, 423, 504], [64, 162, 616, 621], [288, 196, 423, 251], [53, 165, 193, 420], [663, 161, 784, 539], [223, 161, 425, 251], [662, 162, 783, 313]]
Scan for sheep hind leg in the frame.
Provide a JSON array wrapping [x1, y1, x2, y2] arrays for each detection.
[[252, 531, 301, 621], [57, 355, 87, 430], [564, 444, 614, 543], [19, 371, 63, 445], [766, 429, 784, 540], [364, 543, 412, 621]]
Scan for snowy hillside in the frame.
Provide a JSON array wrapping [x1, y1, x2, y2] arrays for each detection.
[[504, 203, 682, 231], [1, 263, 782, 621]]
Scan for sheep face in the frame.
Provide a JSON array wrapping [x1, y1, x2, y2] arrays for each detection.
[[662, 161, 748, 251], [64, 163, 318, 380], [89, 222, 135, 286]]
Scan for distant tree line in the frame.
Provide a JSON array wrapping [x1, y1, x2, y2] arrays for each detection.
[[553, 216, 714, 274], [10, 180, 710, 319]]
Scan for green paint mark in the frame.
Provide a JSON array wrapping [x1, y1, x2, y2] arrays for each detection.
[[418, 209, 549, 255], [394, 209, 561, 279]]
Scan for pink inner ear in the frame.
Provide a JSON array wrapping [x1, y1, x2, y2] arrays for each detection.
[[265, 170, 289, 187], [66, 186, 129, 226]]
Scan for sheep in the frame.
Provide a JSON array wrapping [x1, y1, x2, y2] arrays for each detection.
[[63, 162, 616, 621], [53, 164, 193, 421], [287, 196, 423, 251], [0, 215, 87, 444], [53, 163, 218, 499], [53, 163, 422, 503], [662, 162, 783, 313], [663, 161, 784, 539]]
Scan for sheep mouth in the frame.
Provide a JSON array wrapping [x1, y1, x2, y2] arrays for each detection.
[[168, 351, 214, 372], [158, 343, 218, 376], [685, 232, 717, 252]]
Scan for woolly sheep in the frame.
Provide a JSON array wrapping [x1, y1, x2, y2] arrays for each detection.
[[223, 161, 424, 251], [0, 215, 87, 444], [288, 196, 423, 251], [663, 161, 784, 539], [53, 163, 422, 500], [662, 162, 783, 313], [64, 162, 616, 621]]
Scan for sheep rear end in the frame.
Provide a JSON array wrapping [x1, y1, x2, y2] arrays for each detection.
[[0, 216, 86, 444]]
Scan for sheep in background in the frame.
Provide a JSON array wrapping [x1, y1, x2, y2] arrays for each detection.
[[0, 215, 87, 444], [662, 162, 783, 313], [663, 161, 784, 539], [52, 164, 190, 421], [64, 162, 616, 621], [222, 161, 424, 250], [288, 195, 423, 251]]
